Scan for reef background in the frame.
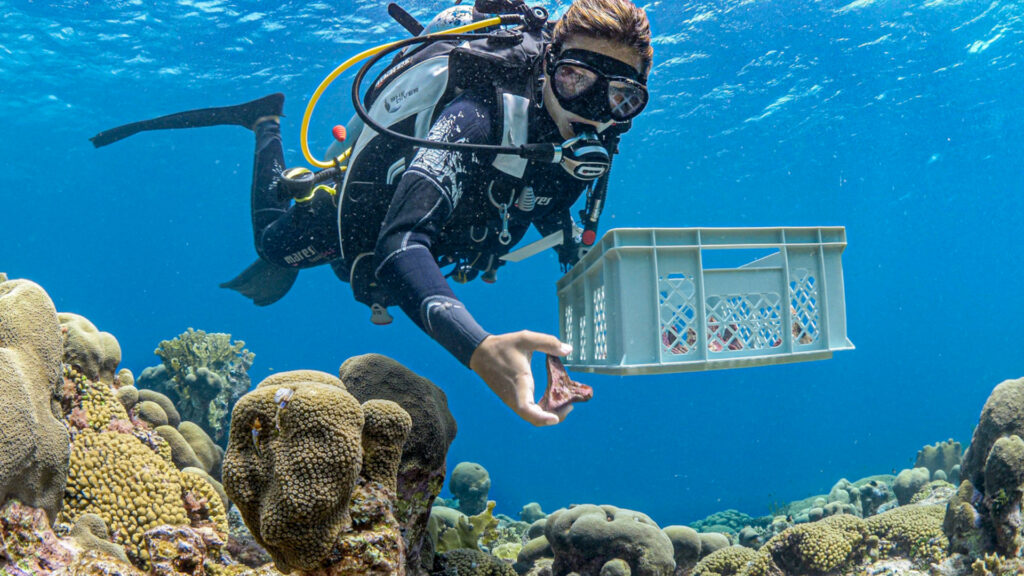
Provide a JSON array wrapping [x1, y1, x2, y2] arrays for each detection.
[[1, 0, 1023, 525]]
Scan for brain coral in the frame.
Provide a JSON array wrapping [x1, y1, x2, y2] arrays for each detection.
[[692, 545, 758, 576], [339, 353, 458, 573], [545, 504, 676, 576], [222, 370, 364, 573], [0, 278, 71, 522], [58, 312, 121, 384], [63, 429, 189, 565]]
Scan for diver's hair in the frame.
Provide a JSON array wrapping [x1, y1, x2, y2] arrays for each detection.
[[552, 0, 654, 78]]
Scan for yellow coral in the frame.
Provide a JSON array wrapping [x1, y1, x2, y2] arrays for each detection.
[[866, 504, 948, 564], [78, 372, 129, 431], [693, 545, 759, 576], [748, 514, 868, 576], [62, 429, 189, 566], [180, 468, 230, 534]]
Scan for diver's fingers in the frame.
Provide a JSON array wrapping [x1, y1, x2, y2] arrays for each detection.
[[515, 372, 560, 427], [552, 403, 574, 422], [517, 330, 572, 357]]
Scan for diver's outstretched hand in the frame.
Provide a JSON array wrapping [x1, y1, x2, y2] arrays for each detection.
[[470, 331, 574, 426]]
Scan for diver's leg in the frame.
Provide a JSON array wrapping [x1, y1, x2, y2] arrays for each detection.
[[250, 118, 290, 259]]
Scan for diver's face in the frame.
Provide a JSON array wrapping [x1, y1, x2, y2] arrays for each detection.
[[543, 36, 647, 139]]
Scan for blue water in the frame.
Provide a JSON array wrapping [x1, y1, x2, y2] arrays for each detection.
[[2, 0, 1022, 527]]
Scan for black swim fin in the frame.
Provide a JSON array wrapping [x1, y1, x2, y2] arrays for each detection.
[[90, 93, 285, 148], [220, 258, 299, 307]]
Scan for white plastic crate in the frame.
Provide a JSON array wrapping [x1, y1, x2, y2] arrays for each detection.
[[557, 227, 854, 375]]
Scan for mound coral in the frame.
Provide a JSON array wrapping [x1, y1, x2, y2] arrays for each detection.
[[139, 327, 254, 445], [545, 504, 676, 576], [58, 312, 121, 384], [223, 368, 416, 575], [62, 429, 190, 565], [339, 353, 458, 574], [945, 377, 1024, 558], [692, 545, 759, 576], [894, 468, 931, 506], [451, 462, 491, 516], [916, 439, 962, 480], [746, 514, 868, 576], [0, 278, 71, 522], [69, 513, 129, 563], [222, 370, 364, 572], [866, 504, 947, 564]]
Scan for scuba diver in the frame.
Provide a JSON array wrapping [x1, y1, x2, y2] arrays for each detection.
[[90, 0, 653, 426]]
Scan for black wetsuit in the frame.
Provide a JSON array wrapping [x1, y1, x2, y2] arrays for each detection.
[[250, 90, 589, 367]]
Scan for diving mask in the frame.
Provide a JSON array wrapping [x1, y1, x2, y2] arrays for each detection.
[[548, 49, 649, 123]]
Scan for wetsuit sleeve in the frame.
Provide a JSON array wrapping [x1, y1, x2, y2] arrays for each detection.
[[374, 94, 496, 367]]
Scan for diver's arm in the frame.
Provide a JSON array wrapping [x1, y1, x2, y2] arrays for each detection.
[[374, 94, 495, 367]]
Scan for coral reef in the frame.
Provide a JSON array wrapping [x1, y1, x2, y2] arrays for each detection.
[[138, 328, 255, 445], [545, 504, 676, 576], [338, 353, 457, 575], [0, 278, 71, 523], [451, 462, 491, 516], [223, 368, 418, 575]]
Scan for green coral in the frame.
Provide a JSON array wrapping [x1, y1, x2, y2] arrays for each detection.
[[433, 501, 501, 552], [144, 328, 254, 445], [693, 545, 758, 576]]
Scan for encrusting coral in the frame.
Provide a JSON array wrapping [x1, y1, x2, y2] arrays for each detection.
[[0, 278, 71, 523]]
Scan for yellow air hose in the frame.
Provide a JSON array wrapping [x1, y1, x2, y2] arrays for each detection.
[[300, 17, 506, 169]]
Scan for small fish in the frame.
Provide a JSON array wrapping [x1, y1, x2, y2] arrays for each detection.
[[274, 387, 294, 410], [252, 417, 263, 457]]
